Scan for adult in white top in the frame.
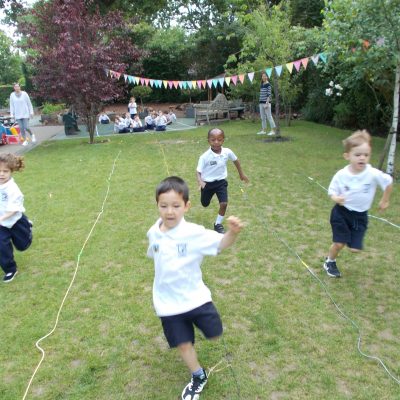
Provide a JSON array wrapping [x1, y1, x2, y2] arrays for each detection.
[[9, 83, 36, 146]]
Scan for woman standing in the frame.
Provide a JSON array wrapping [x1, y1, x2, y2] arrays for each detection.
[[257, 72, 276, 136], [9, 83, 36, 146]]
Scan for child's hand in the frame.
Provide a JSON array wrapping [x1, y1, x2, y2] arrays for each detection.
[[378, 199, 389, 211], [198, 180, 206, 190], [240, 174, 249, 183], [332, 195, 345, 206], [226, 216, 244, 233]]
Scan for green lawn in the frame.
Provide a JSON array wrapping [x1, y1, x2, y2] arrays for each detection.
[[1, 120, 399, 399]]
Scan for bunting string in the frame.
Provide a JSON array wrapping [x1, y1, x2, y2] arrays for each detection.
[[105, 52, 328, 90]]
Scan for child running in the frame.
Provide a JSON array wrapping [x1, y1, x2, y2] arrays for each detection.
[[0, 154, 33, 282], [197, 128, 248, 233], [147, 176, 244, 400], [323, 130, 393, 278]]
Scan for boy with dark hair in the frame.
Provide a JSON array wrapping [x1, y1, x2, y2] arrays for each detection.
[[147, 176, 244, 399]]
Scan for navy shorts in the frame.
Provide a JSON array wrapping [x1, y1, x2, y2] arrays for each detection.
[[160, 302, 223, 348], [201, 179, 228, 207], [330, 204, 368, 250]]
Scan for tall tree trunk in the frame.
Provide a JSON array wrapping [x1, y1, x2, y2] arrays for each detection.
[[386, 61, 400, 175], [273, 74, 280, 136]]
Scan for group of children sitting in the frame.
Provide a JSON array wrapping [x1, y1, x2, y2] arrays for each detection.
[[99, 106, 177, 134]]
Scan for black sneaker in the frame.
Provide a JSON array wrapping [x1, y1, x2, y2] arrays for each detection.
[[3, 270, 18, 283], [323, 259, 341, 278], [214, 223, 225, 234], [181, 369, 208, 400]]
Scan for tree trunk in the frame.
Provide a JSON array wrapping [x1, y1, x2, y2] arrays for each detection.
[[386, 61, 400, 175], [273, 73, 280, 136]]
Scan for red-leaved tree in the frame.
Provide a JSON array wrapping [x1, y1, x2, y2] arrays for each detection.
[[19, 0, 141, 143]]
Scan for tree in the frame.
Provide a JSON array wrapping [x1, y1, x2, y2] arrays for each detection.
[[18, 0, 142, 143], [323, 0, 400, 175], [0, 30, 22, 83]]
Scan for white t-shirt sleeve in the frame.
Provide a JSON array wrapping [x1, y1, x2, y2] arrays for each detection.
[[196, 154, 205, 173], [328, 171, 341, 196], [193, 225, 223, 256], [227, 148, 238, 162], [374, 169, 393, 190]]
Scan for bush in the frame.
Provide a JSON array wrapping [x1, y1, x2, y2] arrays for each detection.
[[41, 102, 66, 114], [333, 102, 357, 128], [0, 85, 14, 108]]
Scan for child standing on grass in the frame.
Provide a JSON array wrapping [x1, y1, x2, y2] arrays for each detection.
[[0, 154, 33, 283], [197, 128, 248, 233], [323, 130, 393, 278], [147, 176, 243, 400]]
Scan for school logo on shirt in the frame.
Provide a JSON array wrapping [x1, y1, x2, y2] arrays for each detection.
[[177, 243, 187, 257], [0, 192, 7, 201], [344, 185, 350, 191], [153, 244, 159, 253], [210, 161, 217, 166], [363, 184, 370, 193]]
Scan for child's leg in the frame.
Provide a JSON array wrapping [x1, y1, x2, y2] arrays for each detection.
[[0, 226, 17, 274], [328, 242, 345, 260], [11, 215, 33, 252], [178, 342, 201, 373]]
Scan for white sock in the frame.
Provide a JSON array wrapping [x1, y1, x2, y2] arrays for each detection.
[[327, 258, 335, 262], [215, 214, 224, 225]]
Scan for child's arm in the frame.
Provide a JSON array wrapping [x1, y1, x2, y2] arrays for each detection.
[[330, 194, 345, 206], [233, 159, 249, 183], [197, 171, 206, 189], [218, 216, 243, 251], [378, 183, 393, 211], [0, 211, 18, 225]]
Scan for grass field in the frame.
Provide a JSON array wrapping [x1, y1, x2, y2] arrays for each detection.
[[1, 120, 399, 399]]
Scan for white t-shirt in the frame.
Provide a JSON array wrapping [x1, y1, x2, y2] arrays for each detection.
[[145, 115, 154, 125], [156, 115, 168, 127], [197, 147, 237, 182], [147, 217, 223, 317], [128, 102, 137, 114], [328, 164, 393, 212], [10, 91, 34, 120], [0, 178, 25, 228], [132, 119, 142, 128]]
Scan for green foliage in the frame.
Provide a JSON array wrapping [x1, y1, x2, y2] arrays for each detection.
[[0, 84, 13, 108], [41, 102, 66, 114], [0, 30, 23, 84]]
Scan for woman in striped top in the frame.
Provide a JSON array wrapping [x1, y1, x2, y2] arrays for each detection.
[[257, 72, 276, 136]]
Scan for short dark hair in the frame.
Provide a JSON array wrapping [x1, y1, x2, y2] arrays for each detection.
[[208, 127, 224, 138], [156, 176, 189, 203]]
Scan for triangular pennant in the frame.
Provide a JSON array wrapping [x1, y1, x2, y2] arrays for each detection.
[[134, 76, 140, 84], [115, 72, 121, 79], [225, 77, 231, 86], [149, 79, 154, 87], [286, 62, 294, 74], [163, 80, 168, 88], [123, 74, 128, 82], [293, 60, 302, 72], [178, 81, 183, 89], [212, 79, 218, 88], [231, 75, 238, 85], [197, 80, 202, 89], [311, 54, 319, 66], [201, 80, 207, 88], [207, 79, 213, 88], [140, 78, 145, 85], [238, 74, 245, 84], [182, 81, 188, 89], [275, 65, 283, 77], [173, 81, 179, 89], [104, 68, 109, 77], [127, 76, 134, 84], [144, 78, 150, 86], [218, 77, 224, 87], [188, 81, 193, 89], [265, 68, 272, 78], [192, 80, 197, 89], [301, 58, 309, 69], [247, 72, 255, 82], [319, 52, 327, 63], [168, 81, 173, 89]]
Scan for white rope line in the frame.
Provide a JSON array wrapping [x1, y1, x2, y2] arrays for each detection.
[[240, 185, 400, 386], [22, 151, 122, 400], [307, 176, 400, 229]]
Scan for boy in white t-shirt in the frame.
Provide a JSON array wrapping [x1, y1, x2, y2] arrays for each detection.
[[197, 128, 248, 233], [147, 176, 243, 400], [323, 130, 393, 278]]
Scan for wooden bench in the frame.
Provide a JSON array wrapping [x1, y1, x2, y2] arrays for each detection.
[[193, 94, 231, 125]]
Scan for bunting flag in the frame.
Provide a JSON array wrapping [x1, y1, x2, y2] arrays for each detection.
[[293, 60, 302, 72], [107, 52, 327, 90]]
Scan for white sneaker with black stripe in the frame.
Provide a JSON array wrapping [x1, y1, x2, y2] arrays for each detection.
[[181, 369, 208, 400]]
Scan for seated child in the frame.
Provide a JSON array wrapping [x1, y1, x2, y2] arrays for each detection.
[[98, 112, 110, 124], [155, 110, 168, 132], [114, 115, 130, 134], [144, 112, 155, 130], [166, 107, 177, 125], [123, 112, 133, 132], [132, 115, 145, 132]]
